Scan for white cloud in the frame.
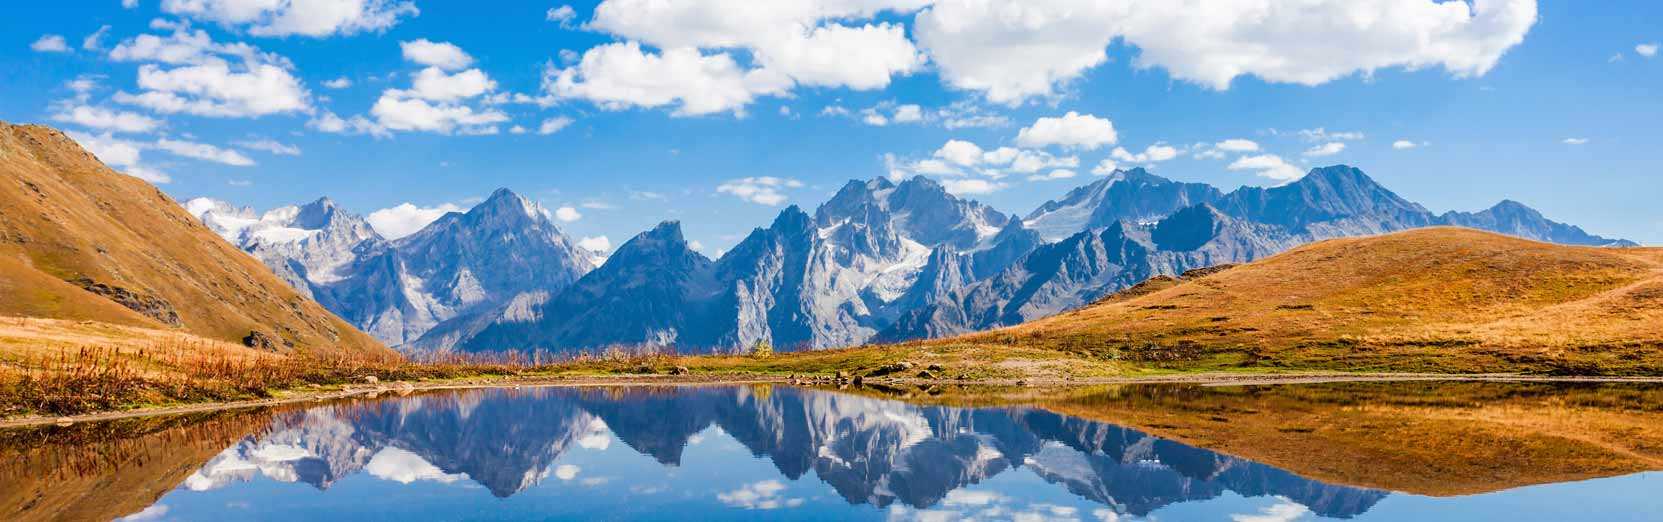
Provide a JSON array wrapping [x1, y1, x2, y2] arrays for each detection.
[[717, 480, 802, 510], [916, 0, 1536, 103], [323, 77, 352, 89], [1392, 139, 1422, 150], [578, 236, 612, 253], [570, 0, 928, 114], [114, 64, 309, 118], [400, 39, 473, 71], [1298, 128, 1365, 142], [403, 67, 496, 101], [123, 0, 138, 8], [1303, 142, 1346, 157], [554, 206, 582, 222], [366, 202, 464, 239], [1637, 43, 1659, 58], [539, 116, 574, 135], [1228, 154, 1305, 182], [1008, 149, 1078, 173], [934, 139, 984, 167], [154, 138, 255, 166], [1216, 139, 1260, 152], [717, 176, 801, 206], [234, 138, 300, 155], [83, 25, 113, 51], [892, 104, 923, 123], [161, 0, 419, 38], [547, 5, 578, 28], [1562, 137, 1589, 145], [861, 109, 889, 126], [51, 105, 163, 133], [940, 178, 1005, 195], [553, 464, 581, 481], [365, 448, 466, 484], [1026, 168, 1077, 181], [1091, 158, 1120, 175], [65, 131, 171, 183], [1110, 144, 1181, 163], [547, 42, 791, 117], [1231, 500, 1311, 522], [308, 110, 388, 137], [1017, 112, 1117, 150], [31, 34, 71, 53], [369, 91, 508, 135]]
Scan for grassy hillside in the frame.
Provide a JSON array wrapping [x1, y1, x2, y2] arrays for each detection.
[[0, 122, 387, 357], [934, 227, 1663, 374]]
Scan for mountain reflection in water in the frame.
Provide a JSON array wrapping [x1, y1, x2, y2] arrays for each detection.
[[5, 383, 1663, 521]]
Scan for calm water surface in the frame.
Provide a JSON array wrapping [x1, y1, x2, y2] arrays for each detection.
[[4, 383, 1662, 521]]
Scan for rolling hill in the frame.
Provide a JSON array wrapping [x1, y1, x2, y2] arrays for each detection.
[[933, 227, 1663, 374], [0, 122, 388, 357]]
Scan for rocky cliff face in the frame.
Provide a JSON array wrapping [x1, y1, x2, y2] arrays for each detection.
[[189, 189, 595, 350]]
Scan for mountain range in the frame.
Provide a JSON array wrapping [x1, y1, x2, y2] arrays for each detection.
[[190, 164, 1633, 353]]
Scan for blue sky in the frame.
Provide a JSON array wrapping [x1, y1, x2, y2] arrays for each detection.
[[3, 1, 1660, 251]]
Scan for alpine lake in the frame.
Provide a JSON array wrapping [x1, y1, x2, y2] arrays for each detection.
[[5, 380, 1662, 521]]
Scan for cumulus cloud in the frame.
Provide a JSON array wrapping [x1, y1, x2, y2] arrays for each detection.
[[916, 0, 1537, 103], [106, 31, 312, 119], [539, 116, 574, 135], [1016, 112, 1117, 150], [717, 480, 804, 510], [1217, 139, 1260, 152], [1391, 139, 1424, 150], [360, 49, 508, 135], [1562, 137, 1588, 145], [557, 0, 928, 115], [400, 39, 473, 71], [322, 77, 352, 89], [1091, 158, 1120, 175], [113, 62, 311, 117], [1303, 142, 1346, 157], [1637, 43, 1659, 58], [554, 206, 582, 222], [65, 131, 171, 183], [547, 42, 791, 116], [717, 176, 801, 206], [578, 236, 612, 253], [547, 5, 578, 28], [161, 0, 419, 38], [31, 34, 70, 53], [1110, 144, 1181, 163], [1228, 154, 1305, 182], [404, 67, 496, 101], [50, 105, 162, 133], [365, 448, 466, 484], [1231, 500, 1312, 522], [154, 138, 256, 166], [366, 202, 465, 239]]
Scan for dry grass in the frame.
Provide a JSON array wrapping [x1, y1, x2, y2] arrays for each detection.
[[938, 228, 1663, 375], [0, 317, 697, 416]]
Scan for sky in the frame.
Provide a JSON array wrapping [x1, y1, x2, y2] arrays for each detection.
[[3, 1, 1660, 252]]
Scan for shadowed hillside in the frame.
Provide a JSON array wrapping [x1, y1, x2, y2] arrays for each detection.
[[934, 227, 1663, 374], [0, 122, 387, 357]]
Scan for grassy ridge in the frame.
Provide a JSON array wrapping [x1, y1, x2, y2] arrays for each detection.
[[934, 228, 1663, 375]]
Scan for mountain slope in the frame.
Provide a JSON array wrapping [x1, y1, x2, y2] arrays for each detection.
[[0, 122, 387, 356], [934, 228, 1663, 374]]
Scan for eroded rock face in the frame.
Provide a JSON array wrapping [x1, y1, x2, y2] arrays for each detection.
[[242, 330, 282, 351], [70, 277, 181, 326]]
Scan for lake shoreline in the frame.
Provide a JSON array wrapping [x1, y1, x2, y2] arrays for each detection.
[[8, 371, 1663, 429]]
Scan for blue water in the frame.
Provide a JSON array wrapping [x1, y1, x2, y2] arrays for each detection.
[[18, 385, 1663, 521]]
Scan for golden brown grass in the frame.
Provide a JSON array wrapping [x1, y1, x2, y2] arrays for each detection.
[[0, 122, 387, 356], [936, 228, 1663, 375]]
